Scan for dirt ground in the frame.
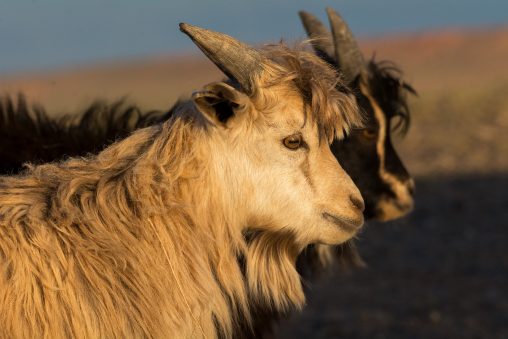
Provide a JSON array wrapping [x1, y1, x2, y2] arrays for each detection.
[[273, 67, 508, 338], [1, 27, 507, 339], [274, 173, 508, 339]]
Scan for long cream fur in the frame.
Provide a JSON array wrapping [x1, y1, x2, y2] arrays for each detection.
[[0, 44, 362, 338]]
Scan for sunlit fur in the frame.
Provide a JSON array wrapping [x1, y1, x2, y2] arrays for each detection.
[[0, 54, 415, 339], [0, 60, 415, 224], [0, 44, 363, 338]]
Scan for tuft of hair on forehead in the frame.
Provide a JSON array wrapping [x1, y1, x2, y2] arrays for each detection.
[[366, 59, 416, 136], [251, 41, 364, 143]]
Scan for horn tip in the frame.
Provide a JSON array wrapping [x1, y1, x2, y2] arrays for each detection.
[[179, 22, 195, 35], [325, 7, 335, 15], [298, 10, 309, 17], [326, 7, 343, 20], [298, 10, 316, 21]]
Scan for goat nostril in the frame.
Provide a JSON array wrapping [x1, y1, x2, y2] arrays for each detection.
[[350, 195, 365, 212], [407, 179, 416, 196], [408, 186, 414, 196]]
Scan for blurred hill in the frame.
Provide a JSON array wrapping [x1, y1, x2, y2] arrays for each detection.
[[1, 27, 507, 110], [362, 26, 508, 91], [0, 54, 222, 114]]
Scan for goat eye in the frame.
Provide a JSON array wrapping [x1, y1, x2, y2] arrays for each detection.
[[283, 134, 302, 150], [361, 128, 377, 140]]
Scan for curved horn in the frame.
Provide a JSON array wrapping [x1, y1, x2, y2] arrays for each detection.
[[298, 11, 335, 63], [179, 23, 269, 94], [326, 7, 365, 82]]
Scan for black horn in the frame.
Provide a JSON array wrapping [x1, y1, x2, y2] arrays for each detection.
[[326, 7, 365, 82], [298, 11, 335, 63], [179, 23, 269, 95]]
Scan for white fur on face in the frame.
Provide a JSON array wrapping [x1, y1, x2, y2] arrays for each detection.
[[214, 86, 364, 248]]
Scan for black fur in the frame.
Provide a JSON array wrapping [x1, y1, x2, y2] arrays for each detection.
[[332, 60, 415, 220], [0, 94, 171, 175]]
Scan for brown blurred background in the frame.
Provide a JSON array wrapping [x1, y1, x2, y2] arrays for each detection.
[[0, 2, 507, 338]]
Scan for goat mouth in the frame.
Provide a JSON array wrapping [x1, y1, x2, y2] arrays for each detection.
[[322, 212, 363, 233]]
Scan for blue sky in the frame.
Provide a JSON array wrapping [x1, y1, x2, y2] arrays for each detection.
[[0, 0, 506, 75]]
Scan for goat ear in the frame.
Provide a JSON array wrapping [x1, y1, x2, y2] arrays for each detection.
[[192, 82, 249, 127]]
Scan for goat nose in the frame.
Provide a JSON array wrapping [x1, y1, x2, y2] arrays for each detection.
[[350, 195, 365, 212]]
